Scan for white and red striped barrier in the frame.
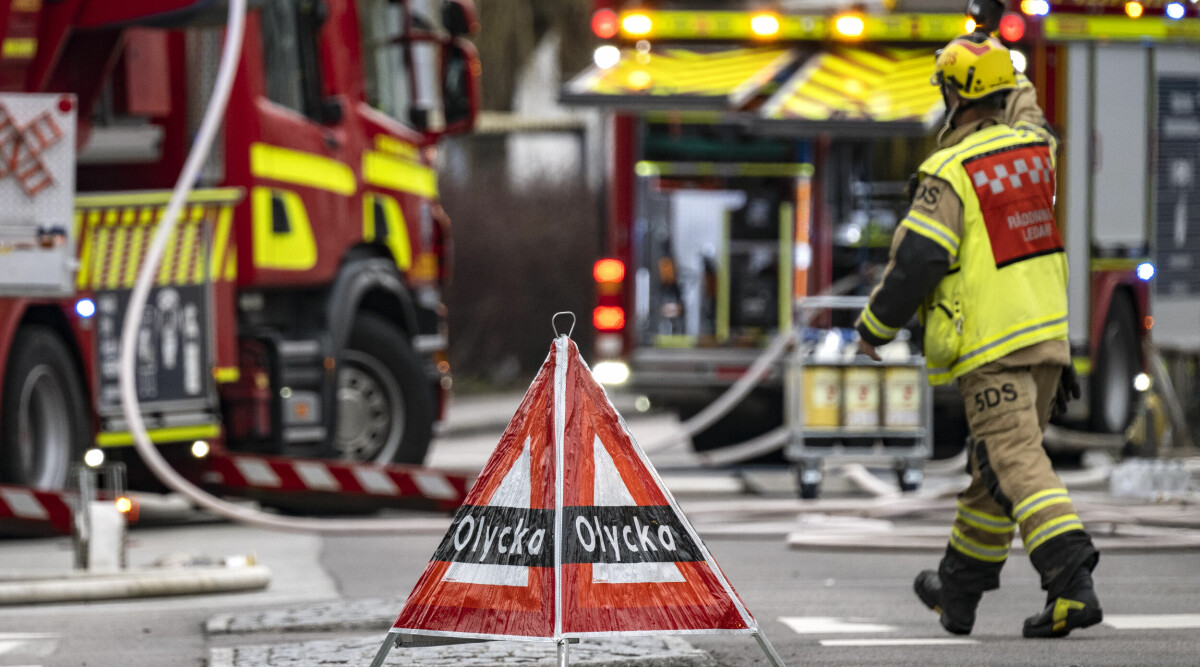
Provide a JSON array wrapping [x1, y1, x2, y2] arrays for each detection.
[[202, 453, 472, 512], [0, 484, 74, 537]]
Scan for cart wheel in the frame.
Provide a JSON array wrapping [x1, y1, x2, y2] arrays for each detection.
[[795, 463, 822, 500], [896, 463, 923, 493]]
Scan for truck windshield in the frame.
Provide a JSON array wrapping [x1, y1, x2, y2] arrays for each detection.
[[359, 0, 414, 127]]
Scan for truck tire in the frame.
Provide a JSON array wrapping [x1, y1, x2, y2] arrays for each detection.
[[334, 312, 433, 465], [0, 325, 89, 489], [1090, 293, 1139, 434]]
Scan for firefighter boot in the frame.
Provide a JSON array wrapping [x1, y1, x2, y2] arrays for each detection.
[[914, 547, 1003, 635], [1024, 532, 1102, 638]]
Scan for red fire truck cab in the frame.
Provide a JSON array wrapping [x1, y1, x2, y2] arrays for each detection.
[[0, 0, 481, 491]]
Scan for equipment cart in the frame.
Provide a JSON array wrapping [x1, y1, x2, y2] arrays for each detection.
[[784, 296, 933, 499]]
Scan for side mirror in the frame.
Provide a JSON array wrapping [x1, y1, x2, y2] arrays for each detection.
[[440, 39, 479, 136], [442, 0, 479, 38]]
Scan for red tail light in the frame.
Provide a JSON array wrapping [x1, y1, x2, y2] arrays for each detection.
[[592, 9, 619, 39], [594, 306, 625, 331], [999, 13, 1026, 42]]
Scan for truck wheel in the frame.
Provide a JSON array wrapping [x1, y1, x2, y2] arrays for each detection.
[[0, 325, 89, 489], [1091, 293, 1139, 434], [334, 313, 433, 465]]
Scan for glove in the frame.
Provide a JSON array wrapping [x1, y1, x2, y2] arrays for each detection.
[[1053, 364, 1081, 417]]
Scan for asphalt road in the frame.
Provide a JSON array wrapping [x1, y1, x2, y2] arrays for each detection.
[[0, 396, 1197, 666], [2, 523, 1197, 666]]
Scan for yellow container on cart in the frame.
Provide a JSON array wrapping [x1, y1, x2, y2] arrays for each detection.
[[803, 366, 841, 427], [884, 367, 922, 429], [843, 367, 881, 429]]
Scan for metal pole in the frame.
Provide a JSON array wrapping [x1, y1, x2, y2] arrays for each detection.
[[369, 632, 395, 667], [557, 638, 570, 667], [753, 630, 787, 667]]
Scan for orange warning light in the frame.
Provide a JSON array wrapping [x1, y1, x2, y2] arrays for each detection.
[[750, 13, 780, 37], [622, 12, 653, 37], [593, 306, 626, 331], [593, 258, 625, 283], [834, 13, 865, 38], [1125, 1, 1144, 18]]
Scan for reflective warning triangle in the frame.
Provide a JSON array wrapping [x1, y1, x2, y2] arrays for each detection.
[[389, 336, 759, 642]]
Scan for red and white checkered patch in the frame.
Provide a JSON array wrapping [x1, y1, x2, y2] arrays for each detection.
[[965, 143, 1062, 269]]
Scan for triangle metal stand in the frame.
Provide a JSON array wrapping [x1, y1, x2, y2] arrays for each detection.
[[369, 630, 785, 667], [369, 325, 788, 667]]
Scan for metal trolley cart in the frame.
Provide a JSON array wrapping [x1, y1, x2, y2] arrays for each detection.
[[785, 296, 932, 499]]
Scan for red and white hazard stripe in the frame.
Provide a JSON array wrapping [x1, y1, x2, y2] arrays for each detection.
[[0, 485, 74, 536], [202, 453, 471, 511]]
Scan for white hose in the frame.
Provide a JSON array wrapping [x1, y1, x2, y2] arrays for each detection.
[[118, 0, 441, 534], [640, 274, 862, 460]]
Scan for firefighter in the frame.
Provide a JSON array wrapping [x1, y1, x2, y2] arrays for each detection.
[[854, 34, 1103, 638]]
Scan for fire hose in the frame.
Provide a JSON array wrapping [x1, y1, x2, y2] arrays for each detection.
[[117, 0, 447, 535], [639, 274, 863, 466]]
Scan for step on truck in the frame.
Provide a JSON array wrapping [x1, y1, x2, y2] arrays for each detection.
[[0, 0, 481, 507]]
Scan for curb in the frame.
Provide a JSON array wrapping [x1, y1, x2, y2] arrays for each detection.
[[210, 634, 717, 667], [0, 565, 271, 605]]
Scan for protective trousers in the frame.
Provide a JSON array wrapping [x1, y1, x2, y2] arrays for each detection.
[[943, 361, 1097, 598]]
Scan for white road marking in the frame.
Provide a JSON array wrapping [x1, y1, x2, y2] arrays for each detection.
[[779, 616, 897, 634], [1104, 614, 1200, 630], [0, 632, 57, 659], [820, 638, 979, 647]]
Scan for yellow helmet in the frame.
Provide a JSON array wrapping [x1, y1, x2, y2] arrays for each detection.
[[932, 35, 1016, 101]]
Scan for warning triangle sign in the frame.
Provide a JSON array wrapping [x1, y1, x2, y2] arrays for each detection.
[[389, 336, 762, 644]]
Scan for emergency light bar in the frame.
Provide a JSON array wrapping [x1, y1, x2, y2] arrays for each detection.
[[606, 7, 1199, 43], [611, 10, 971, 42]]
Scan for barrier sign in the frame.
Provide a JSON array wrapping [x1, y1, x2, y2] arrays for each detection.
[[372, 336, 783, 665]]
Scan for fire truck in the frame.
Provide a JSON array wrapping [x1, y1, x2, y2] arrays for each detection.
[[563, 0, 1199, 454], [0, 0, 480, 493]]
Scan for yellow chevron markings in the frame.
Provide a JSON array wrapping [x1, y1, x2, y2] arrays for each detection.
[[584, 47, 792, 97], [73, 189, 244, 290], [766, 47, 940, 123]]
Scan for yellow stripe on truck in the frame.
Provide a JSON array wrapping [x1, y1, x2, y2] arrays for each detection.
[[97, 424, 221, 448], [250, 142, 356, 195], [363, 151, 438, 199], [251, 187, 318, 271], [374, 134, 420, 160], [362, 193, 413, 270]]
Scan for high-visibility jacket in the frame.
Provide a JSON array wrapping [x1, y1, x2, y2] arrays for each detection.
[[912, 123, 1068, 385]]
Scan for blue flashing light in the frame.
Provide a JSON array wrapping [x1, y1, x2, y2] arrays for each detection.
[[75, 298, 96, 318], [1166, 2, 1185, 19], [1136, 262, 1155, 281]]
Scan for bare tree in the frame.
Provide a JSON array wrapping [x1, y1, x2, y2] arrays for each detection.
[[474, 0, 593, 111]]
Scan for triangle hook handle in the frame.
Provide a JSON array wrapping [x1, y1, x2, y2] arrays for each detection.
[[552, 311, 576, 339]]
